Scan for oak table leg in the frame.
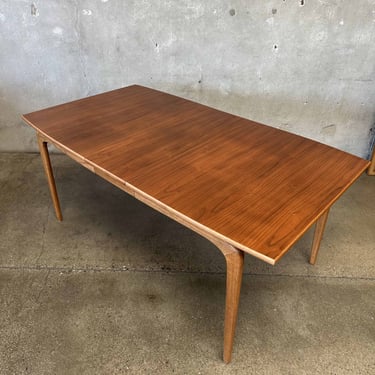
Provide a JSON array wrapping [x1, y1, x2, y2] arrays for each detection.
[[210, 239, 244, 363], [309, 210, 329, 265], [37, 134, 63, 221]]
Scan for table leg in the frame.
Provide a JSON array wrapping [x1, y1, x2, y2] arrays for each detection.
[[211, 239, 244, 363], [37, 134, 63, 221], [309, 210, 329, 265], [367, 147, 375, 175]]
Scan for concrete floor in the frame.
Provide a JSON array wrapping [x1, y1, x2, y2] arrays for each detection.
[[0, 152, 374, 374]]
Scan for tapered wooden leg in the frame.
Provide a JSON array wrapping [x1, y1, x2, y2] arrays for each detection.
[[367, 147, 375, 175], [309, 210, 329, 265], [37, 134, 63, 221], [210, 239, 244, 363]]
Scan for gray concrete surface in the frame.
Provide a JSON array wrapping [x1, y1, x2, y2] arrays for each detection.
[[1, 1, 375, 157], [0, 152, 374, 374]]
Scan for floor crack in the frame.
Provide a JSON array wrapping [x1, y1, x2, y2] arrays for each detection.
[[0, 265, 373, 281]]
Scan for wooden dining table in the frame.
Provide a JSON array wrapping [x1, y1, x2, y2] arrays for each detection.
[[22, 85, 370, 363]]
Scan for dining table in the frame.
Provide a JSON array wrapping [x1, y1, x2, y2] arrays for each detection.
[[22, 85, 370, 362]]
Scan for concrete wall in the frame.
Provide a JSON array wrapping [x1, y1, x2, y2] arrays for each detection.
[[1, 0, 374, 157]]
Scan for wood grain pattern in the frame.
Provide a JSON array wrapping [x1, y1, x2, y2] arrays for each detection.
[[22, 85, 370, 264]]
